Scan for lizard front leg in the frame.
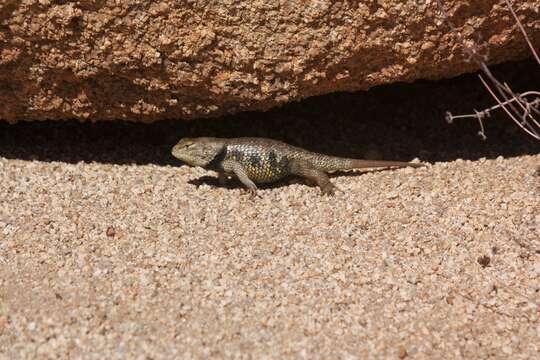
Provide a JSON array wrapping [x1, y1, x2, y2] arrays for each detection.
[[221, 159, 258, 195], [289, 159, 339, 195]]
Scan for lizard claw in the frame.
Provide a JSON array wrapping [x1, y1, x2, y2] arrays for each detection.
[[320, 185, 335, 196], [246, 188, 257, 199], [321, 183, 344, 196]]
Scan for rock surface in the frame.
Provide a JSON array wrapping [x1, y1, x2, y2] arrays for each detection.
[[1, 0, 539, 122]]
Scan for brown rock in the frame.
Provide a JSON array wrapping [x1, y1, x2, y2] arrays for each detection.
[[477, 255, 491, 268], [398, 346, 408, 359], [106, 226, 115, 237], [0, 1, 538, 122]]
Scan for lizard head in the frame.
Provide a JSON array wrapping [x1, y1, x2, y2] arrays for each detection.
[[171, 137, 225, 167]]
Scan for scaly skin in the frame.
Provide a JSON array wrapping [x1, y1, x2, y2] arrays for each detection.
[[171, 137, 424, 195]]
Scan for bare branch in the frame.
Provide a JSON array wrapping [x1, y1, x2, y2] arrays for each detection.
[[478, 76, 540, 140], [436, 0, 540, 141], [503, 0, 540, 65]]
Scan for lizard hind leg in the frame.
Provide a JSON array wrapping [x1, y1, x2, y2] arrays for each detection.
[[289, 159, 340, 195]]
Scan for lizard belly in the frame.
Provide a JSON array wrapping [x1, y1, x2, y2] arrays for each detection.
[[243, 162, 287, 183]]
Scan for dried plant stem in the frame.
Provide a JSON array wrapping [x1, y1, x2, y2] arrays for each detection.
[[478, 77, 540, 139], [436, 0, 540, 141], [503, 0, 540, 65]]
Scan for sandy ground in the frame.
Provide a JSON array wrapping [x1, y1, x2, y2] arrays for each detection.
[[1, 61, 539, 359]]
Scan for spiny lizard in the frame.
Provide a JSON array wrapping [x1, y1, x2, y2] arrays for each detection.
[[171, 137, 424, 195]]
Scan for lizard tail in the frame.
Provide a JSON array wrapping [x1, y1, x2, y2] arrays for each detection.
[[298, 152, 424, 172], [348, 159, 424, 169], [310, 156, 424, 172]]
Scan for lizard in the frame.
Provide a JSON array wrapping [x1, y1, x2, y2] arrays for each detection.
[[171, 137, 424, 195]]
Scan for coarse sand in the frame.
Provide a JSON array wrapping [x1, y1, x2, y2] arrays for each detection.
[[1, 60, 539, 359]]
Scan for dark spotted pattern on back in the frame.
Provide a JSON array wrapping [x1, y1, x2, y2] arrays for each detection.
[[268, 151, 278, 168], [249, 154, 261, 168], [224, 144, 289, 183]]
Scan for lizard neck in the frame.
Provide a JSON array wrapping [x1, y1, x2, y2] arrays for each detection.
[[205, 146, 228, 171]]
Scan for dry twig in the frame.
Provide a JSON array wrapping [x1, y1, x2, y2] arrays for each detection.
[[436, 0, 540, 140]]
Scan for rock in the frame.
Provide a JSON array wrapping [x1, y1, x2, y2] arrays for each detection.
[[0, 1, 538, 122]]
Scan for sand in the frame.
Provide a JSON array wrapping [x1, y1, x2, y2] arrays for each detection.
[[1, 60, 539, 359]]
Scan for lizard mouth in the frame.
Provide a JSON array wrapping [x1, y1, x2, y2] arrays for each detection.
[[171, 150, 209, 167]]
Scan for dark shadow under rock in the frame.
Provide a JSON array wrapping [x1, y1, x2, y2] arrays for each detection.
[[1, 60, 538, 166]]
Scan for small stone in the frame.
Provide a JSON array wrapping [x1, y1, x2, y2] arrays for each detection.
[[106, 226, 116, 237], [398, 346, 408, 359], [477, 255, 491, 268], [421, 41, 435, 50]]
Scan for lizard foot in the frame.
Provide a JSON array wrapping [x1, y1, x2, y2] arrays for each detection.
[[321, 183, 344, 196]]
